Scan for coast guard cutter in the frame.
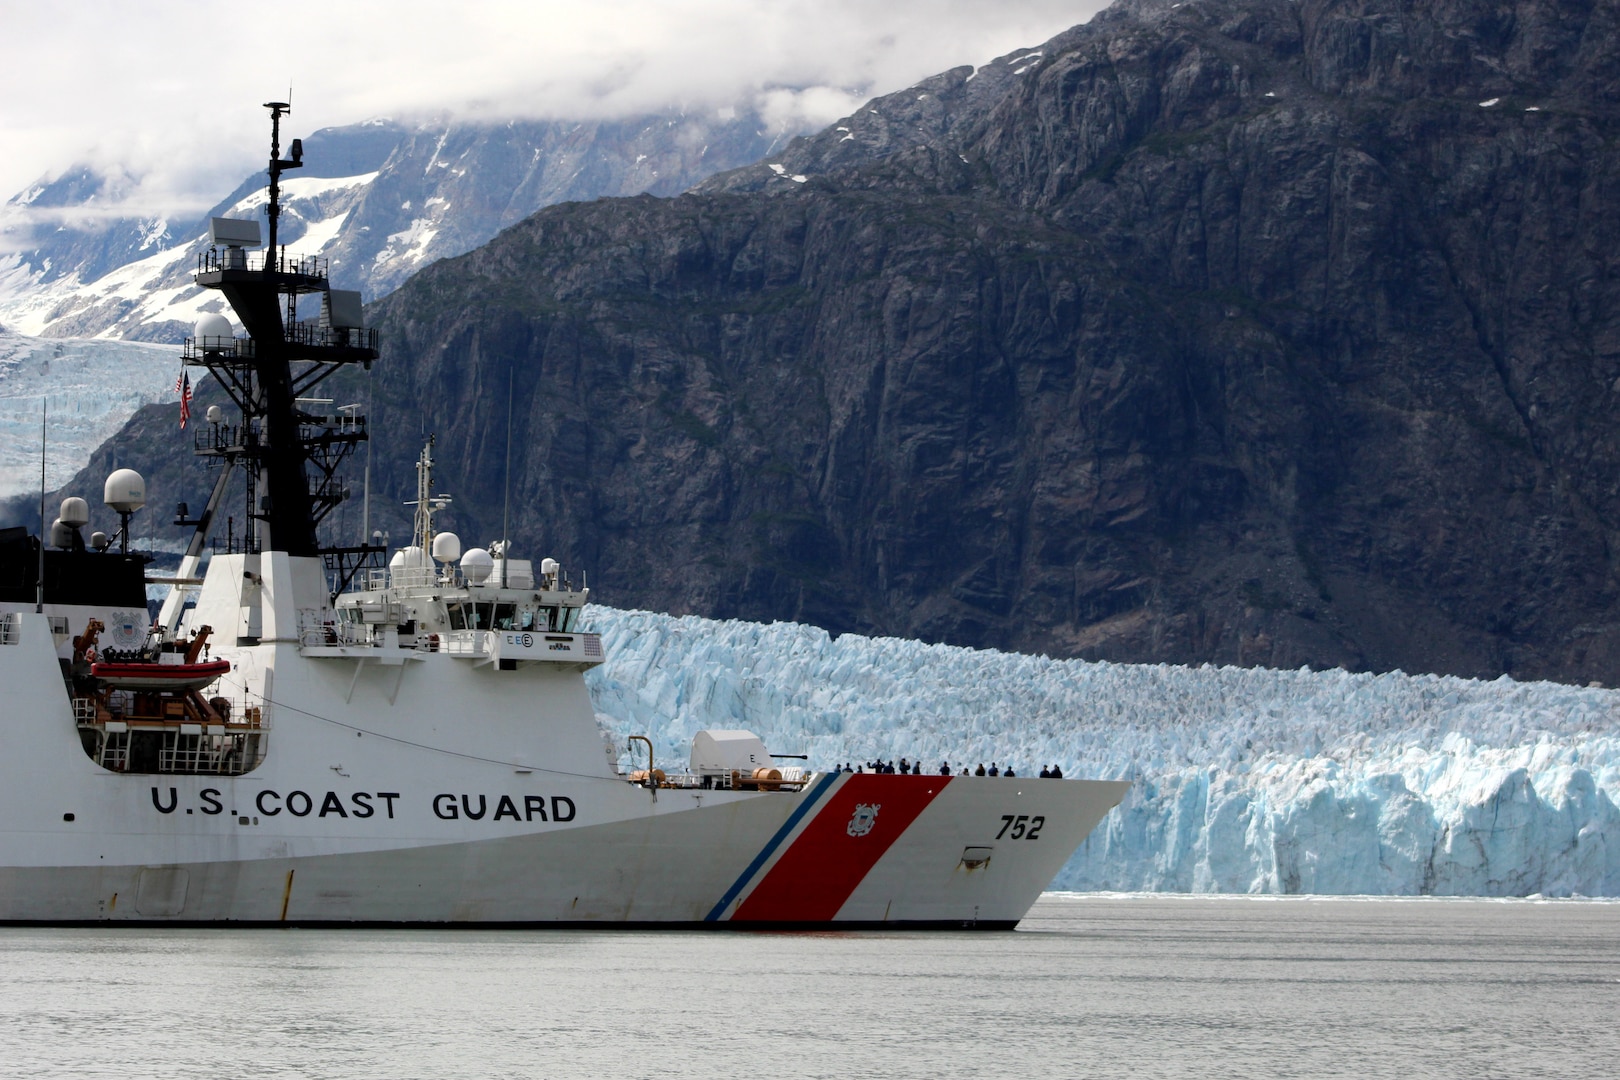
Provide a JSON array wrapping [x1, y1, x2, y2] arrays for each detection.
[[0, 105, 1127, 927]]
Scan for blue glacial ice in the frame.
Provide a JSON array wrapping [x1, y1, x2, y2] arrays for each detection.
[[584, 607, 1620, 897], [0, 329, 179, 498]]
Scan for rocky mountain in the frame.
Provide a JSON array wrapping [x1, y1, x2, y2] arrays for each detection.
[[43, 0, 1620, 685], [0, 108, 804, 341], [0, 165, 178, 296]]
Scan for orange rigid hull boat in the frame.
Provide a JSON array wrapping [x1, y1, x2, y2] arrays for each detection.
[[90, 659, 232, 690]]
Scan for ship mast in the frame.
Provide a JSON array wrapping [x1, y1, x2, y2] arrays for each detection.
[[184, 102, 380, 585], [405, 435, 452, 556]]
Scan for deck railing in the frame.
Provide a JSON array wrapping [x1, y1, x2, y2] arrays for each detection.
[[196, 247, 328, 279], [439, 630, 492, 658], [76, 687, 271, 776]]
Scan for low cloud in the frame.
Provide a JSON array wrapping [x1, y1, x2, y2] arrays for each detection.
[[0, 0, 1106, 215], [0, 202, 216, 258]]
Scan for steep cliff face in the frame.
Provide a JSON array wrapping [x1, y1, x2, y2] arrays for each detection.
[[354, 0, 1620, 682], [60, 0, 1620, 683]]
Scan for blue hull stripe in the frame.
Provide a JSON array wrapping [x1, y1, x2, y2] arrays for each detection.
[[705, 770, 840, 922]]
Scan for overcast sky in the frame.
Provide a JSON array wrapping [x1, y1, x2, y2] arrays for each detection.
[[0, 0, 1107, 217]]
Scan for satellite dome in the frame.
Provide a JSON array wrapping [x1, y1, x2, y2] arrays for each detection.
[[431, 532, 462, 563], [206, 404, 224, 424], [398, 545, 430, 568], [461, 547, 494, 585], [194, 313, 233, 342], [388, 545, 430, 587], [104, 469, 146, 513], [49, 519, 73, 549], [59, 497, 90, 527], [90, 531, 109, 551]]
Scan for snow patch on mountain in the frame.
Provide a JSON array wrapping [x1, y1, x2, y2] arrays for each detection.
[[582, 607, 1620, 897], [227, 172, 379, 213], [0, 253, 46, 313], [0, 172, 378, 339], [295, 210, 355, 256], [1, 242, 206, 340], [375, 216, 441, 270]]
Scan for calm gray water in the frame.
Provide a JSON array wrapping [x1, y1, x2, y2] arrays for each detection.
[[1, 895, 1616, 1079]]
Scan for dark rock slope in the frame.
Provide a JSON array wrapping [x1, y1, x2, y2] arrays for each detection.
[[71, 0, 1620, 683]]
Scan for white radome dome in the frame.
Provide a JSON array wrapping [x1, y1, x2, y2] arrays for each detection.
[[390, 545, 430, 570], [431, 532, 462, 563], [389, 545, 432, 587], [59, 497, 90, 527], [461, 547, 494, 585], [104, 469, 146, 513], [194, 313, 233, 341]]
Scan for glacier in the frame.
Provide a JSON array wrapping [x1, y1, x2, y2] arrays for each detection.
[[0, 330, 179, 499], [583, 607, 1620, 897]]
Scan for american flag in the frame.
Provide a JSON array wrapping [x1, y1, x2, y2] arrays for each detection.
[[177, 370, 192, 429]]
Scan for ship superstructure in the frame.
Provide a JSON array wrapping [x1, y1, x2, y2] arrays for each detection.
[[0, 106, 1127, 926]]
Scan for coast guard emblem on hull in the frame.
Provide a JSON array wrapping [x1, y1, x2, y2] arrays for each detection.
[[846, 803, 880, 837], [109, 612, 144, 648]]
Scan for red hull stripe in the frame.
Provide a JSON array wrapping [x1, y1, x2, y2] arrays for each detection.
[[91, 661, 231, 681], [704, 770, 839, 922], [731, 774, 950, 923]]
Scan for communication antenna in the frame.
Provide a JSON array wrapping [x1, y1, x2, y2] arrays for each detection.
[[36, 399, 45, 614], [360, 373, 373, 547], [501, 369, 513, 588], [406, 436, 450, 554], [261, 98, 302, 265]]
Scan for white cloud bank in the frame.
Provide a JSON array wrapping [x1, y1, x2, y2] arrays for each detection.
[[0, 0, 1108, 216]]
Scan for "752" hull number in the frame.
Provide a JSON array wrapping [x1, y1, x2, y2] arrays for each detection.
[[996, 814, 1044, 840]]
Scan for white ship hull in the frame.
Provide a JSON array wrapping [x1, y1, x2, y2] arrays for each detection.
[[0, 603, 1126, 927]]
